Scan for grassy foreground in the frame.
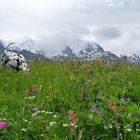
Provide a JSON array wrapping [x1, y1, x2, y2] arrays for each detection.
[[0, 60, 140, 140]]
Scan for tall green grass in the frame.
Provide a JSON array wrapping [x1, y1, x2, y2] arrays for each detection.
[[0, 60, 140, 140]]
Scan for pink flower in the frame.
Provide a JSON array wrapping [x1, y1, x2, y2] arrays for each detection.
[[0, 120, 7, 129]]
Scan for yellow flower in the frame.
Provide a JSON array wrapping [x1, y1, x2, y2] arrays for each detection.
[[46, 96, 49, 99]]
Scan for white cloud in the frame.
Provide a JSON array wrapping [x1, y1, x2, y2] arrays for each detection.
[[94, 27, 122, 40], [0, 0, 140, 55]]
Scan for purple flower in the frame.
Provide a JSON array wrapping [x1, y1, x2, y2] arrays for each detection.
[[91, 105, 96, 110], [32, 107, 39, 111], [0, 120, 7, 129]]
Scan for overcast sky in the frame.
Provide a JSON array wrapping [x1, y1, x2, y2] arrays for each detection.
[[0, 0, 140, 55]]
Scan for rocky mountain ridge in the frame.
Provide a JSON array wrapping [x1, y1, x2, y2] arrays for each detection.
[[0, 39, 140, 63]]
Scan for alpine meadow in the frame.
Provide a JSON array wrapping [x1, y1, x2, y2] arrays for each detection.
[[0, 60, 140, 140]]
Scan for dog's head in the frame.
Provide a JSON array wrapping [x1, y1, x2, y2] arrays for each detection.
[[20, 62, 30, 72]]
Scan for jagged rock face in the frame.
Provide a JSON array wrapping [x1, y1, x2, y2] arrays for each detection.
[[79, 43, 104, 59], [53, 42, 120, 61], [79, 42, 119, 61], [84, 43, 104, 54], [53, 46, 77, 61], [120, 54, 140, 64], [62, 46, 77, 60], [131, 54, 140, 63], [59, 46, 77, 60]]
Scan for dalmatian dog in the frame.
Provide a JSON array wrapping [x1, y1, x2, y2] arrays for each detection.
[[0, 42, 29, 72]]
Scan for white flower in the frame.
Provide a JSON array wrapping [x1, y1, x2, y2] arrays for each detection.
[[28, 96, 36, 100], [70, 123, 75, 127], [74, 125, 78, 129], [63, 124, 69, 127], [41, 134, 44, 137], [0, 118, 7, 121], [128, 82, 132, 85], [28, 97, 33, 100], [32, 96, 36, 99], [118, 125, 121, 129], [46, 111, 53, 114], [36, 111, 40, 114], [31, 113, 38, 117], [88, 114, 93, 119], [41, 111, 46, 113], [108, 124, 113, 129], [49, 121, 56, 127], [21, 128, 26, 132], [104, 125, 108, 130], [127, 128, 131, 132], [126, 124, 130, 127], [53, 115, 57, 118], [136, 129, 139, 131]]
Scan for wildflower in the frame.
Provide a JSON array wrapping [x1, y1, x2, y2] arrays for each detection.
[[107, 99, 114, 110], [126, 124, 130, 127], [49, 121, 56, 127], [25, 89, 30, 96], [31, 113, 38, 117], [32, 96, 36, 99], [36, 111, 41, 114], [127, 128, 131, 132], [88, 114, 93, 119], [0, 120, 7, 129], [80, 94, 85, 101], [28, 96, 32, 99], [41, 134, 44, 137], [46, 96, 49, 99], [104, 63, 111, 69], [108, 124, 113, 129], [32, 85, 39, 93], [81, 64, 91, 73], [39, 85, 42, 91], [63, 124, 69, 127], [107, 99, 118, 129], [21, 128, 26, 132], [104, 125, 108, 130], [70, 123, 78, 129], [32, 107, 39, 111], [41, 111, 46, 113], [128, 81, 132, 85], [97, 111, 103, 116], [91, 105, 96, 110], [120, 133, 123, 139], [46, 111, 53, 114], [68, 110, 78, 134], [53, 115, 57, 118], [28, 96, 35, 100]]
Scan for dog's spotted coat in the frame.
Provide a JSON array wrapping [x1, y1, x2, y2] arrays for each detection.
[[0, 42, 29, 71]]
